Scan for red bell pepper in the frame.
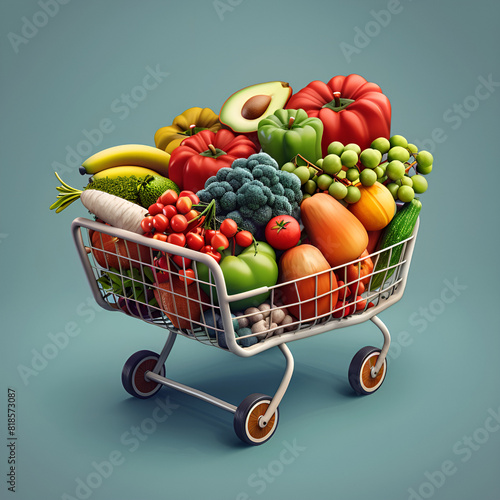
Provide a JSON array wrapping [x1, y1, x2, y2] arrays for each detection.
[[285, 74, 391, 154], [168, 129, 259, 192]]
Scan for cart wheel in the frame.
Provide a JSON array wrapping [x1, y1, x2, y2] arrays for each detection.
[[348, 346, 387, 395], [234, 393, 279, 445], [122, 350, 165, 399]]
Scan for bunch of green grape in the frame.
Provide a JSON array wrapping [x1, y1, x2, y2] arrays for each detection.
[[281, 134, 433, 205]]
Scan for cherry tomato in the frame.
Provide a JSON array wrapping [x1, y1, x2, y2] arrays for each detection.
[[167, 232, 186, 247], [185, 209, 199, 223], [264, 215, 301, 251], [152, 214, 169, 233], [170, 214, 188, 233], [235, 230, 253, 248], [148, 202, 164, 216], [353, 295, 367, 312], [178, 190, 200, 205], [155, 255, 170, 271], [176, 196, 193, 214], [162, 204, 178, 219], [140, 216, 154, 233], [186, 232, 205, 251], [172, 255, 191, 268], [201, 245, 221, 263], [158, 189, 178, 206], [204, 229, 217, 245], [220, 218, 238, 238], [211, 233, 229, 252], [153, 233, 168, 242], [179, 268, 196, 286]]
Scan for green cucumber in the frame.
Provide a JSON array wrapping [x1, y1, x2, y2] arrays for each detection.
[[369, 198, 421, 290]]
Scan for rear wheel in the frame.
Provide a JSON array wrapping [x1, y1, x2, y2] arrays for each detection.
[[348, 346, 387, 395], [122, 350, 165, 399]]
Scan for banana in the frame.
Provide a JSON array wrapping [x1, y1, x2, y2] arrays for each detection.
[[80, 144, 171, 177], [91, 165, 161, 181]]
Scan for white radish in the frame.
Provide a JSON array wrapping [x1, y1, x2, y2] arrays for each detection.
[[80, 190, 147, 234]]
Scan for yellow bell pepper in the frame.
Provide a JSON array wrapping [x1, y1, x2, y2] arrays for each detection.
[[154, 107, 222, 154]]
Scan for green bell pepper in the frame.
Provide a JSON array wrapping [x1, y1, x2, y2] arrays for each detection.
[[257, 108, 323, 167], [194, 241, 278, 312]]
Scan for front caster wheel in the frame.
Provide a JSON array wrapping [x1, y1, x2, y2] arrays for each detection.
[[348, 346, 387, 395], [234, 393, 279, 445], [122, 350, 165, 399]]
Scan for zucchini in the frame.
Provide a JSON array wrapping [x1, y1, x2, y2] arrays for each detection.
[[369, 198, 421, 290]]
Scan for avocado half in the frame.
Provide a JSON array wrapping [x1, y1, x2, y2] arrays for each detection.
[[219, 81, 292, 134]]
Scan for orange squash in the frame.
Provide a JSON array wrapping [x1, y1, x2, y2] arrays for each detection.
[[279, 244, 338, 321], [300, 193, 368, 267], [348, 182, 396, 231]]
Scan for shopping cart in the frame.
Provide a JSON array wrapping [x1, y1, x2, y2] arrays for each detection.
[[71, 216, 419, 445]]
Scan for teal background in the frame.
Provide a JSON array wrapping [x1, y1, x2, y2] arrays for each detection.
[[1, 0, 499, 499]]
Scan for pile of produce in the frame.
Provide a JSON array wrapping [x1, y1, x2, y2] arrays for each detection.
[[51, 73, 432, 349]]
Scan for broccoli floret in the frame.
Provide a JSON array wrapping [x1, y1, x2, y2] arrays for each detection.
[[272, 196, 293, 217], [215, 167, 232, 182], [197, 188, 213, 204], [278, 169, 302, 191], [246, 153, 279, 170], [204, 175, 218, 187], [251, 164, 280, 188], [220, 191, 237, 212], [252, 205, 273, 226], [239, 218, 257, 235], [230, 158, 249, 171], [236, 180, 269, 210], [225, 210, 244, 227], [226, 167, 253, 192], [206, 181, 232, 200], [261, 184, 275, 207], [269, 183, 285, 196]]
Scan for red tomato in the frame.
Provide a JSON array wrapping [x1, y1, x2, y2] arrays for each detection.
[[205, 229, 217, 245], [265, 215, 301, 251], [153, 233, 168, 242], [141, 216, 154, 233], [220, 218, 238, 238], [172, 255, 191, 268], [186, 232, 205, 251], [170, 214, 188, 233], [162, 204, 178, 219], [153, 214, 169, 233], [235, 230, 253, 248], [176, 196, 193, 214], [211, 233, 229, 252], [167, 232, 186, 247], [179, 268, 196, 285], [148, 202, 164, 216], [158, 189, 178, 206], [178, 190, 200, 205]]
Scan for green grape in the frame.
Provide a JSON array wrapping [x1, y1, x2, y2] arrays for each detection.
[[294, 166, 310, 185], [417, 164, 433, 175], [304, 179, 317, 195], [327, 141, 344, 156], [337, 170, 347, 179], [328, 181, 348, 200], [308, 166, 317, 178], [400, 176, 413, 187], [302, 193, 312, 202], [359, 169, 377, 187], [386, 160, 406, 180], [378, 161, 389, 172], [373, 166, 384, 178], [371, 137, 391, 154], [315, 158, 324, 168], [411, 174, 428, 193], [407, 143, 418, 155], [360, 148, 382, 168], [416, 150, 433, 168], [378, 175, 388, 184], [341, 149, 359, 168], [389, 134, 408, 148], [317, 174, 333, 191], [281, 162, 296, 173], [312, 175, 319, 182], [322, 154, 342, 175], [346, 168, 360, 182], [343, 143, 362, 155], [344, 185, 361, 204], [398, 185, 415, 202], [387, 146, 410, 163], [387, 183, 399, 199]]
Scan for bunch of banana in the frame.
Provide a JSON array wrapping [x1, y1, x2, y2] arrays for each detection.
[[79, 144, 171, 178]]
